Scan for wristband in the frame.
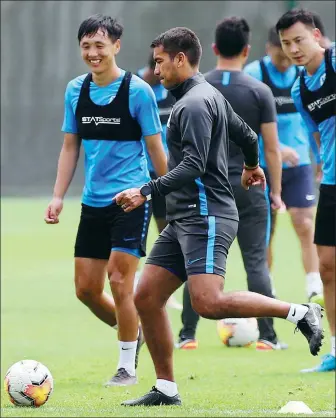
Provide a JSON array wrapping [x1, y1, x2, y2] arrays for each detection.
[[244, 163, 259, 170]]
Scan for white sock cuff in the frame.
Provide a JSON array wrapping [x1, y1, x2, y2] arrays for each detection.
[[156, 379, 178, 397], [117, 341, 137, 376], [119, 340, 137, 349], [306, 271, 321, 284], [286, 304, 309, 325], [306, 272, 321, 280]]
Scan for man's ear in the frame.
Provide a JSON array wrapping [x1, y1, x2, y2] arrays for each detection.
[[242, 44, 251, 58], [212, 43, 220, 56], [175, 52, 186, 67], [113, 38, 121, 55]]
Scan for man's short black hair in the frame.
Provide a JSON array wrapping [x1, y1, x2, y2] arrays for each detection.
[[214, 17, 250, 58], [275, 8, 316, 33], [78, 14, 123, 43], [311, 11, 326, 36], [267, 26, 282, 47], [150, 27, 202, 67]]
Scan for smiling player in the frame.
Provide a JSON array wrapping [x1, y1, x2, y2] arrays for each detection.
[[276, 8, 335, 373], [44, 14, 167, 386]]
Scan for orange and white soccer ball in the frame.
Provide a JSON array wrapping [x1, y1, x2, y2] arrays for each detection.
[[4, 360, 53, 407], [217, 317, 259, 347]]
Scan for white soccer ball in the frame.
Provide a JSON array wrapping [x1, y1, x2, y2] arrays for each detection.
[[217, 317, 260, 347], [4, 360, 53, 407]]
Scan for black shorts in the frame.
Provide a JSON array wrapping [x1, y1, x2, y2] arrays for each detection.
[[150, 171, 166, 220], [314, 184, 336, 247], [74, 201, 152, 259], [146, 215, 238, 282]]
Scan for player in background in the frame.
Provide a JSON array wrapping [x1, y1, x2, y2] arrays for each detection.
[[114, 27, 324, 406], [277, 7, 335, 373], [44, 14, 167, 386], [244, 26, 323, 304], [176, 17, 287, 351], [136, 55, 182, 310], [311, 11, 332, 49]]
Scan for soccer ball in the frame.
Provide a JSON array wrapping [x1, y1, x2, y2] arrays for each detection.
[[4, 360, 53, 407], [217, 317, 259, 347]]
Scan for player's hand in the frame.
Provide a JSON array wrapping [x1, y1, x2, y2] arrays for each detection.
[[113, 188, 146, 213], [270, 192, 283, 210], [241, 166, 266, 191], [44, 197, 63, 224], [281, 146, 299, 167]]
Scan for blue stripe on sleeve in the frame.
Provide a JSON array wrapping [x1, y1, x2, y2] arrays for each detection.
[[195, 178, 208, 216]]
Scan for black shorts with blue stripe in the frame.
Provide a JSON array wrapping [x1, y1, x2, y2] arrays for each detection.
[[74, 201, 152, 259], [146, 215, 238, 282]]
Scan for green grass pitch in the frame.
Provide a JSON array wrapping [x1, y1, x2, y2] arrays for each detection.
[[1, 198, 335, 417]]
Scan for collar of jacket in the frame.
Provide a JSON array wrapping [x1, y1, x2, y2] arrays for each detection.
[[169, 72, 205, 101]]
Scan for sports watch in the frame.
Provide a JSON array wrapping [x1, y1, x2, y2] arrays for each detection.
[[139, 184, 152, 201]]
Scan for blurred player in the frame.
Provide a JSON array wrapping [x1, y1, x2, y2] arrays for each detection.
[[44, 14, 167, 386], [277, 7, 335, 372], [311, 11, 332, 49], [114, 27, 324, 406], [136, 55, 182, 310], [176, 16, 286, 351], [245, 26, 323, 303]]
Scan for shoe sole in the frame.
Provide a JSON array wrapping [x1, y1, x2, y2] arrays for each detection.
[[309, 305, 324, 356], [310, 328, 324, 356], [300, 367, 335, 373], [175, 339, 198, 350], [122, 397, 182, 406], [105, 379, 138, 387], [122, 400, 182, 406]]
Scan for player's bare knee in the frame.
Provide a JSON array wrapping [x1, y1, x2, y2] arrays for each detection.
[[190, 294, 215, 319], [134, 287, 156, 313], [291, 209, 314, 237], [109, 271, 133, 303], [75, 285, 97, 305]]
